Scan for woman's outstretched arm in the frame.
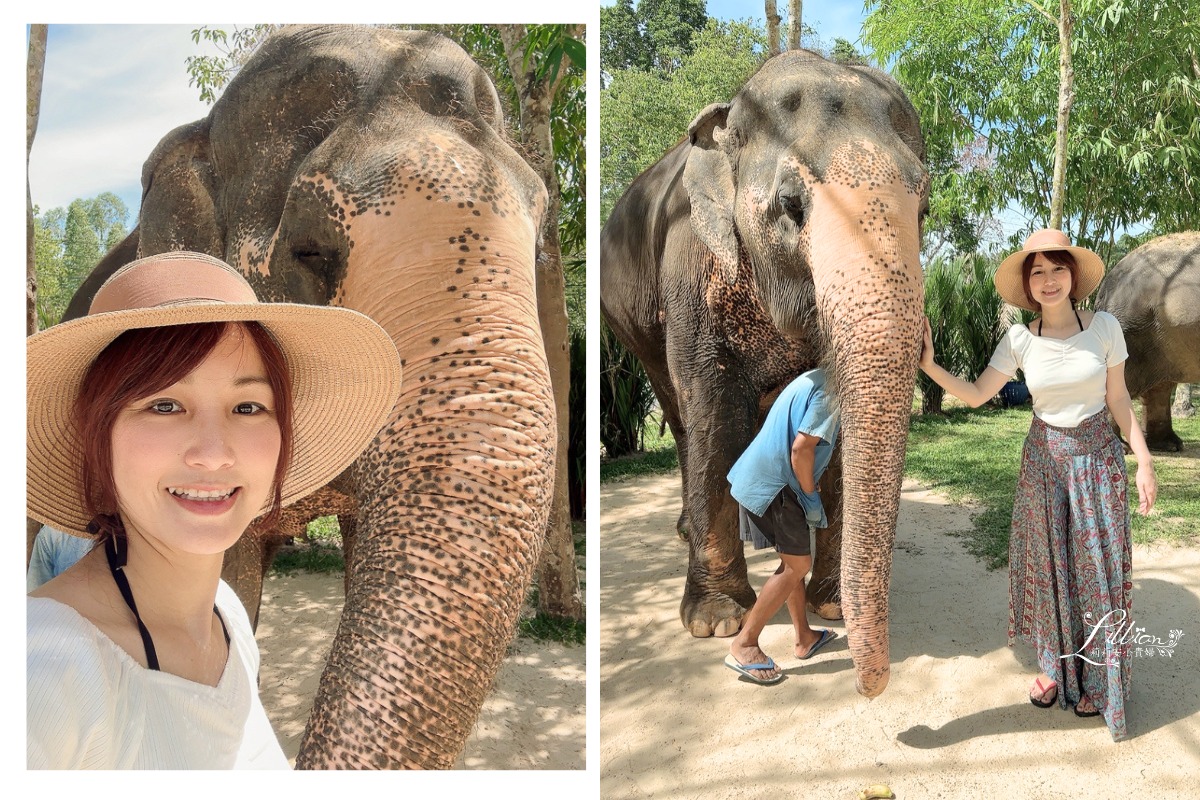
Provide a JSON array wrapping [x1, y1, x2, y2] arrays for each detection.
[[917, 318, 1010, 407]]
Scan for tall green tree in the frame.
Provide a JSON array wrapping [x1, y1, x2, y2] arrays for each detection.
[[34, 193, 129, 329], [601, 0, 709, 79], [863, 0, 1200, 255]]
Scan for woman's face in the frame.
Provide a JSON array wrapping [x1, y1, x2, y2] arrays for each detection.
[[110, 325, 282, 556], [1027, 252, 1074, 309]]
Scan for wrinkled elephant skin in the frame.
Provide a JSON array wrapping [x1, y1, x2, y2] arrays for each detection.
[[64, 26, 554, 768], [1096, 232, 1200, 451], [601, 49, 928, 697]]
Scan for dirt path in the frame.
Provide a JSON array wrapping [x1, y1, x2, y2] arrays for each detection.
[[254, 571, 585, 769], [600, 470, 1199, 799]]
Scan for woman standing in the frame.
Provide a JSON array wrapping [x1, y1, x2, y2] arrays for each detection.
[[918, 229, 1156, 741], [27, 251, 401, 768]]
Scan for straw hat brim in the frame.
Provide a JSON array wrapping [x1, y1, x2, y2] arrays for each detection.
[[27, 301, 402, 536], [995, 243, 1105, 312]]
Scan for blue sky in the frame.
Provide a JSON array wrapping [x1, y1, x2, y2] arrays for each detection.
[[29, 25, 226, 224]]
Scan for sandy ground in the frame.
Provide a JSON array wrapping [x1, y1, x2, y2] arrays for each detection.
[[254, 570, 585, 769], [600, 469, 1200, 799]]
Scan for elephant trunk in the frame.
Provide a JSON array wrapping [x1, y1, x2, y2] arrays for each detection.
[[295, 185, 555, 768], [805, 141, 924, 697]]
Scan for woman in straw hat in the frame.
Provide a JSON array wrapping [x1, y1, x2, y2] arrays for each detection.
[[917, 228, 1156, 741], [27, 251, 401, 768]]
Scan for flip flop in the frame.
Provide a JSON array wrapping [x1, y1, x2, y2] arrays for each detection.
[[1074, 696, 1100, 718], [1030, 676, 1057, 708], [798, 628, 837, 660], [724, 653, 784, 685]]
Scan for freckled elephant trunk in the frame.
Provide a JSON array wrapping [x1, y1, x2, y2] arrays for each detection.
[[289, 122, 554, 768], [806, 153, 924, 697]]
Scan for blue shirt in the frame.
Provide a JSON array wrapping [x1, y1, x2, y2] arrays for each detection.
[[26, 526, 93, 592], [727, 369, 840, 527]]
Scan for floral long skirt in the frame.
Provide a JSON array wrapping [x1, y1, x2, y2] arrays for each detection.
[[1008, 410, 1133, 740]]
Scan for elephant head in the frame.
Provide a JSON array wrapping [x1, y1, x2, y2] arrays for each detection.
[[683, 50, 928, 697], [75, 26, 554, 767]]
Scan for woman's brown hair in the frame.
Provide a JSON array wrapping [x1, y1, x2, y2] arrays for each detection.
[[73, 321, 293, 542]]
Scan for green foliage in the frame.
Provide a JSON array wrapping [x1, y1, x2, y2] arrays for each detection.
[[600, 411, 679, 481], [186, 25, 278, 104], [601, 0, 709, 78], [601, 18, 767, 223], [34, 193, 129, 327], [919, 254, 1006, 414], [600, 321, 658, 458], [863, 0, 1200, 250]]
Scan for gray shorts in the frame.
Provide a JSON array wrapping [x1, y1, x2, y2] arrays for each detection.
[[738, 490, 811, 557]]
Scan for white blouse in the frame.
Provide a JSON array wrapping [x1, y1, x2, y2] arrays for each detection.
[[988, 310, 1129, 427], [27, 580, 289, 770]]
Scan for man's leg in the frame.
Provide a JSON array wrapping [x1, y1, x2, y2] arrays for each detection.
[[729, 553, 807, 680], [782, 556, 825, 656]]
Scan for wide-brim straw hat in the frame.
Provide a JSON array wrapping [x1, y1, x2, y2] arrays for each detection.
[[27, 251, 402, 536], [995, 228, 1105, 312]]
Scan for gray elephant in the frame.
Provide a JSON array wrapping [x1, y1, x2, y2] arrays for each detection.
[[601, 49, 928, 697], [1096, 232, 1200, 451], [60, 25, 555, 769]]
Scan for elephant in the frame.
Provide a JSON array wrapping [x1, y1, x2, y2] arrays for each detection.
[[1095, 231, 1200, 451], [59, 25, 555, 769], [600, 48, 928, 698]]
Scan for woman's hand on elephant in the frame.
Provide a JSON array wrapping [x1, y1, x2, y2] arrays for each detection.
[[1136, 462, 1157, 515], [918, 318, 935, 371]]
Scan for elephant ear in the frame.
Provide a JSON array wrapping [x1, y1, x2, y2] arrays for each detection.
[[136, 119, 224, 258], [683, 103, 738, 283]]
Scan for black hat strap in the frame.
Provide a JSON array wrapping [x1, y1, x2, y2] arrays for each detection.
[[104, 535, 229, 672]]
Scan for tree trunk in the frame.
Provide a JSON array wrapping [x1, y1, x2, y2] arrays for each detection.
[[498, 24, 583, 621], [1050, 0, 1074, 230], [766, 0, 781, 56], [787, 0, 802, 50], [1173, 383, 1196, 418], [27, 24, 48, 337]]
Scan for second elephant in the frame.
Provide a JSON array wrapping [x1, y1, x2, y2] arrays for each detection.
[[1096, 232, 1200, 451]]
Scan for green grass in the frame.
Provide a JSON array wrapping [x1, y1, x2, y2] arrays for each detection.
[[600, 412, 679, 481], [269, 541, 346, 575], [518, 611, 587, 645]]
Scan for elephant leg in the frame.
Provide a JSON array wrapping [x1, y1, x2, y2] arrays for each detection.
[[808, 447, 843, 620], [638, 356, 691, 540], [223, 534, 268, 629], [1142, 382, 1183, 452], [675, 366, 758, 638]]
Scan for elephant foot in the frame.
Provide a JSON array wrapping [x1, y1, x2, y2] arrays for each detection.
[[807, 600, 844, 621], [680, 585, 756, 638], [1146, 432, 1183, 452]]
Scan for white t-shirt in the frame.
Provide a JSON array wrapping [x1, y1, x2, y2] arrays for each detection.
[[987, 310, 1129, 427], [27, 580, 290, 770]]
